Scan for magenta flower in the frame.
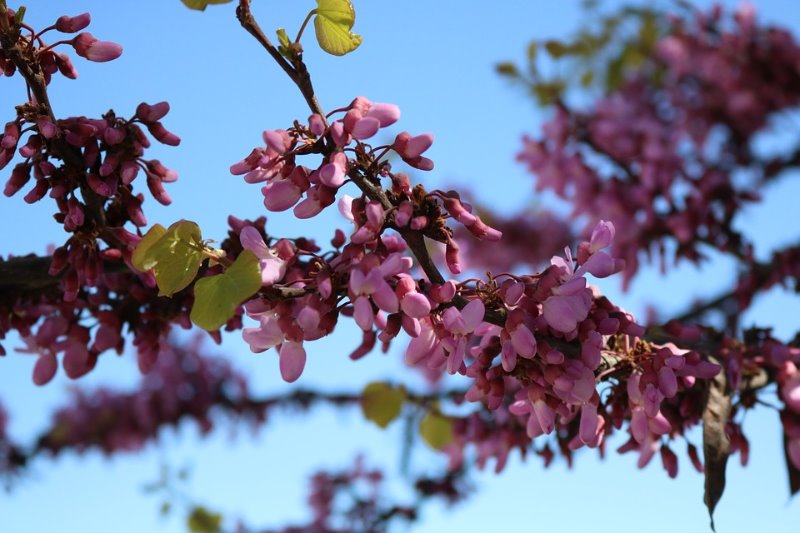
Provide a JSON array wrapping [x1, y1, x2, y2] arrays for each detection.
[[240, 226, 287, 286], [72, 33, 123, 62], [278, 341, 306, 383], [542, 277, 592, 333], [242, 314, 283, 352], [440, 298, 485, 374], [349, 268, 399, 331], [56, 13, 92, 33]]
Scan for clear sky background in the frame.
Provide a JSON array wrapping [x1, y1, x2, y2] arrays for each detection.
[[1, 1, 800, 532]]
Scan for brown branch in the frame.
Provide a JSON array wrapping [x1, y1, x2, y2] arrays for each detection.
[[235, 0, 325, 122], [0, 253, 311, 308], [235, 0, 460, 318]]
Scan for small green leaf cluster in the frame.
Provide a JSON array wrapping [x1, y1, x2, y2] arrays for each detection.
[[495, 5, 665, 105], [132, 221, 261, 332], [360, 382, 454, 451], [182, 0, 362, 57]]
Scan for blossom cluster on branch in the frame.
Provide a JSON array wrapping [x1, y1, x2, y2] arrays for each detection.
[[1, 1, 800, 530]]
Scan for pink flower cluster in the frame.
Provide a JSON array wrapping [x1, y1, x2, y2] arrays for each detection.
[[518, 5, 800, 285], [0, 11, 122, 83], [234, 98, 506, 381], [30, 338, 248, 457]]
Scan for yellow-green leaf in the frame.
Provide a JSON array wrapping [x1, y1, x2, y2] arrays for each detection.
[[495, 62, 519, 77], [187, 506, 222, 533], [544, 40, 569, 58], [419, 411, 454, 451], [190, 250, 261, 331], [181, 0, 234, 11], [361, 382, 405, 428], [145, 220, 205, 297], [314, 0, 362, 56], [132, 224, 167, 272]]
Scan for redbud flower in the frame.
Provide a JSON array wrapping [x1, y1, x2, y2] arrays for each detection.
[[278, 341, 306, 383], [240, 226, 287, 286], [136, 101, 170, 122], [56, 13, 91, 33], [33, 353, 58, 385], [71, 33, 123, 63]]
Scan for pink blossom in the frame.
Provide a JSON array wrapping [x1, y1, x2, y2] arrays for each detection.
[[72, 33, 123, 62], [278, 341, 306, 383], [440, 299, 485, 374], [56, 13, 92, 33], [240, 226, 287, 286]]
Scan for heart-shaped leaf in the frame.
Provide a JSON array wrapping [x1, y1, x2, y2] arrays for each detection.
[[132, 223, 167, 272], [361, 382, 405, 428], [181, 0, 234, 11], [419, 410, 454, 451], [314, 0, 362, 56], [191, 250, 262, 331], [135, 220, 205, 297]]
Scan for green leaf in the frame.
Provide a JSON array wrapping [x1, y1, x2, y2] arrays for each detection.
[[132, 224, 167, 272], [191, 249, 262, 331], [187, 506, 222, 533], [544, 40, 569, 58], [276, 28, 291, 49], [275, 27, 293, 58], [419, 411, 454, 451], [313, 0, 362, 56], [142, 220, 205, 297], [495, 62, 519, 78], [361, 382, 405, 428], [180, 0, 234, 11]]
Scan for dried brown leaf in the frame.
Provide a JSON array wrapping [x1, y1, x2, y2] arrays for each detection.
[[702, 358, 731, 532]]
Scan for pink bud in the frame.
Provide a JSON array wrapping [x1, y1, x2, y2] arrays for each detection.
[[4, 163, 31, 197], [308, 114, 326, 136], [2, 122, 19, 149], [279, 341, 306, 383], [262, 129, 291, 153], [147, 122, 180, 146], [631, 408, 648, 443], [579, 403, 599, 444], [501, 341, 517, 371], [136, 101, 170, 123], [365, 102, 401, 127], [657, 366, 678, 398], [445, 237, 462, 274], [55, 53, 79, 79], [56, 13, 91, 33], [33, 353, 58, 385], [532, 399, 555, 434], [72, 33, 123, 63], [146, 175, 172, 205], [262, 179, 302, 211], [431, 280, 457, 303], [350, 117, 380, 140], [354, 296, 374, 331], [319, 152, 347, 188], [330, 121, 350, 146], [510, 324, 537, 358], [401, 291, 431, 318], [404, 133, 434, 158]]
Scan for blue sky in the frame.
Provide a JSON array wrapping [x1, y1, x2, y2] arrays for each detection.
[[1, 1, 800, 531]]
